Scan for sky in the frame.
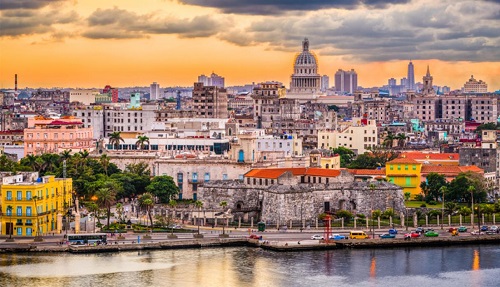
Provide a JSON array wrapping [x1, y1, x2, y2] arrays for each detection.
[[0, 0, 499, 91]]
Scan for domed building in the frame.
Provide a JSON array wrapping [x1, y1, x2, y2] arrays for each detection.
[[289, 38, 321, 99]]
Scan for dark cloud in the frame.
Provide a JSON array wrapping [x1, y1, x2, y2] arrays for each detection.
[[0, 8, 78, 37], [0, 0, 65, 10], [178, 0, 411, 15], [219, 0, 500, 62], [83, 7, 226, 39]]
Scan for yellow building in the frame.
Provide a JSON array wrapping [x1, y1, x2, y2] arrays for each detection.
[[1, 173, 72, 237], [385, 158, 422, 199]]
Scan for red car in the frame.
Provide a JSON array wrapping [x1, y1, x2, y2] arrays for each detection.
[[448, 227, 457, 233], [248, 234, 260, 240], [404, 231, 421, 238]]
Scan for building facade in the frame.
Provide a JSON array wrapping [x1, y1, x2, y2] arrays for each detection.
[[192, 83, 228, 119], [335, 69, 358, 94], [463, 75, 487, 93], [289, 38, 321, 97], [1, 173, 73, 237]]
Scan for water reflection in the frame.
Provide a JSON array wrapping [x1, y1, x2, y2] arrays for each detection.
[[0, 245, 499, 287]]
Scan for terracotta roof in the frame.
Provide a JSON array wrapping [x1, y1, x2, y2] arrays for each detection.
[[348, 169, 386, 175], [387, 158, 420, 164], [421, 165, 484, 175], [48, 120, 83, 125], [400, 152, 459, 161], [244, 167, 340, 179]]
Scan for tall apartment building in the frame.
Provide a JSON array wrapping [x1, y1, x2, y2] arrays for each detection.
[[407, 61, 415, 90], [251, 81, 289, 129], [335, 69, 357, 94], [1, 173, 73, 237], [192, 83, 228, 119], [197, 73, 225, 88], [463, 75, 487, 93], [103, 85, 118, 103], [321, 75, 329, 92], [24, 116, 93, 156], [150, 82, 160, 100]]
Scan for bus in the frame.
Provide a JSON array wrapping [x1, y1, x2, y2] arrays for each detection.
[[67, 233, 107, 245]]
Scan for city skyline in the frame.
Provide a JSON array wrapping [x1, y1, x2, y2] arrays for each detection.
[[0, 0, 499, 91]]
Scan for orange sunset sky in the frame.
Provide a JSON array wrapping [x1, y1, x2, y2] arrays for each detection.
[[0, 0, 499, 91]]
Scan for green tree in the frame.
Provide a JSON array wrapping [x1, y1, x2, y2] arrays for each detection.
[[95, 186, 117, 228], [125, 162, 151, 176], [458, 206, 472, 216], [348, 147, 399, 169], [396, 133, 407, 148], [383, 132, 396, 148], [444, 202, 458, 216], [404, 192, 411, 202], [108, 132, 124, 150], [335, 209, 353, 222], [330, 147, 356, 168], [138, 192, 155, 228], [447, 172, 487, 204], [146, 175, 179, 203], [475, 122, 498, 135], [382, 208, 394, 219], [419, 173, 447, 202], [136, 135, 150, 150]]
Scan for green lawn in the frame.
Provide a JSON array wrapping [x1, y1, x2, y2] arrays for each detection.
[[405, 201, 441, 208]]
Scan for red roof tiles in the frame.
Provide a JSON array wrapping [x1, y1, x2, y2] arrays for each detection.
[[244, 167, 340, 179]]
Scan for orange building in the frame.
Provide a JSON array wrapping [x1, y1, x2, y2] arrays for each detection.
[[399, 152, 459, 166], [24, 116, 94, 155]]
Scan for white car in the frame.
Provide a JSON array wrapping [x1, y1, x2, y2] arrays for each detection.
[[311, 234, 324, 240], [470, 230, 484, 235], [489, 225, 498, 232]]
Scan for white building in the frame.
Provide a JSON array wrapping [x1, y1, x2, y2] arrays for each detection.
[[69, 89, 99, 105], [463, 75, 487, 93], [150, 82, 160, 100], [318, 118, 377, 154]]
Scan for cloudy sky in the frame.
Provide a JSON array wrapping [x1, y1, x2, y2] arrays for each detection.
[[1, 0, 499, 90]]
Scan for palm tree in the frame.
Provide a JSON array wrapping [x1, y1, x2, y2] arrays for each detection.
[[194, 200, 203, 234], [396, 133, 407, 148], [220, 201, 228, 235], [6, 205, 13, 239], [99, 154, 110, 176], [96, 187, 117, 228], [79, 150, 90, 159], [24, 154, 38, 171], [136, 135, 150, 150], [60, 150, 72, 162], [139, 193, 155, 229], [383, 132, 396, 148], [108, 132, 124, 150]]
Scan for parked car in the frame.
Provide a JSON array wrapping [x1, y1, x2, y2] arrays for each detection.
[[388, 229, 398, 235], [404, 231, 421, 238], [248, 234, 260, 240], [380, 233, 396, 239], [329, 234, 346, 240], [471, 230, 484, 235], [448, 227, 457, 233], [311, 234, 324, 240], [458, 226, 468, 232], [481, 225, 489, 231], [424, 230, 439, 237], [415, 227, 424, 234], [489, 225, 498, 232], [485, 230, 496, 235]]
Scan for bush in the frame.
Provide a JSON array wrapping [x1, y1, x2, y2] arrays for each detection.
[[428, 201, 438, 205], [415, 194, 424, 201], [420, 203, 427, 208]]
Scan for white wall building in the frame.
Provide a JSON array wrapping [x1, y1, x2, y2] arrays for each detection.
[[150, 82, 160, 100], [69, 89, 99, 105]]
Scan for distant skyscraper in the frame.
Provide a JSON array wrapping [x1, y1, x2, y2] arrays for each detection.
[[335, 69, 357, 94], [321, 75, 329, 92], [400, 77, 408, 87], [197, 73, 225, 88], [388, 78, 397, 86], [407, 61, 415, 90], [150, 82, 160, 100]]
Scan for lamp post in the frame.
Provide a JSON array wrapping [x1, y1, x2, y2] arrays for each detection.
[[468, 186, 475, 228], [91, 195, 98, 233], [369, 183, 376, 239], [440, 186, 447, 230]]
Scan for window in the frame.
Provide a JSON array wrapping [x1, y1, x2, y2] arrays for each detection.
[[26, 207, 32, 216], [17, 228, 22, 236], [17, 206, 22, 216], [405, 177, 411, 186], [405, 165, 408, 170], [390, 165, 393, 170], [412, 165, 416, 170], [26, 191, 32, 200], [6, 191, 12, 200], [397, 165, 401, 170], [177, 173, 183, 182], [192, 173, 198, 183], [17, 191, 22, 200], [26, 228, 32, 236], [204, 173, 210, 182]]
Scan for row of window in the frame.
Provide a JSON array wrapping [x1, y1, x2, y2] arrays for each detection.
[[27, 132, 90, 139], [389, 165, 417, 171]]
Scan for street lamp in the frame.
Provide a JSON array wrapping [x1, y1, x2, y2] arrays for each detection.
[[91, 195, 98, 233], [440, 186, 447, 230], [468, 186, 475, 228]]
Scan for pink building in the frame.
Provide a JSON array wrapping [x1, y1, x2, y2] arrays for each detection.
[[24, 116, 94, 155]]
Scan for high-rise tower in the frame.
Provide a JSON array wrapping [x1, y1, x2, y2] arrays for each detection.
[[407, 60, 415, 90]]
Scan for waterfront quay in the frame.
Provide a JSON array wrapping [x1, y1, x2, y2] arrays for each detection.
[[2, 227, 500, 253]]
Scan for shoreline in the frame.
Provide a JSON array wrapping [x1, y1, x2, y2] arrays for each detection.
[[1, 235, 500, 254]]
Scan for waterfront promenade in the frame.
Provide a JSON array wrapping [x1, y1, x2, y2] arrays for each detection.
[[2, 225, 500, 253]]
